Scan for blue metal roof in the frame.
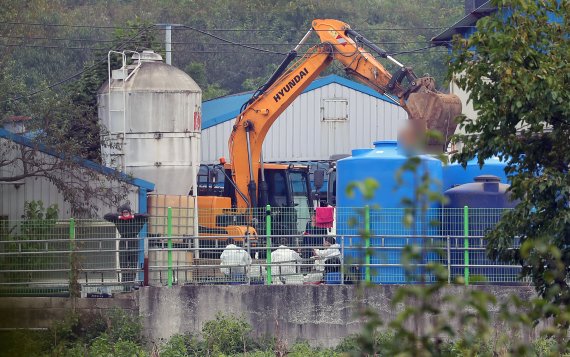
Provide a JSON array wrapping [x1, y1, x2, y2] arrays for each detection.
[[202, 74, 400, 130], [0, 128, 155, 191], [431, 1, 496, 46], [432, 1, 563, 46]]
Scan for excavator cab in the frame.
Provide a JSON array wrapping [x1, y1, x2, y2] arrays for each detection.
[[198, 164, 313, 242], [225, 164, 312, 236]]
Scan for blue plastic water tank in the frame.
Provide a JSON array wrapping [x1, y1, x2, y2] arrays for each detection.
[[325, 272, 342, 285], [444, 175, 518, 283], [443, 156, 508, 191], [336, 141, 443, 283]]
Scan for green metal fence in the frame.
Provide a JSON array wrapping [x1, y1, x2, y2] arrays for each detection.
[[0, 207, 525, 296]]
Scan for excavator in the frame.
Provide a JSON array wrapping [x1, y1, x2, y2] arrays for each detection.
[[197, 19, 462, 242]]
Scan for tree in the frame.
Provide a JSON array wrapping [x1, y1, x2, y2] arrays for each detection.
[[185, 62, 230, 100], [450, 0, 570, 305], [67, 18, 163, 161], [0, 18, 161, 217], [0, 110, 132, 217]]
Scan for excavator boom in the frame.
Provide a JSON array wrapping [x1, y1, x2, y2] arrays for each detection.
[[227, 19, 462, 209], [229, 43, 334, 208]]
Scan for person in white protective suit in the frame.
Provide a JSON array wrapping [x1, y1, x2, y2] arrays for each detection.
[[313, 236, 341, 273], [266, 237, 302, 283], [220, 238, 252, 278]]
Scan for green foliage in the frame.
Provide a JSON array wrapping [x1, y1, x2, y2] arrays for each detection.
[[104, 307, 144, 345], [203, 83, 231, 101], [159, 333, 210, 357], [0, 330, 52, 357], [185, 62, 208, 88], [90, 335, 148, 357], [202, 312, 253, 355], [65, 17, 164, 161], [0, 307, 145, 357], [0, 201, 60, 286], [21, 200, 59, 228], [1, 0, 463, 104], [285, 341, 339, 357], [50, 312, 81, 346], [345, 178, 380, 201], [450, 0, 570, 307], [160, 334, 195, 357], [335, 332, 395, 356]]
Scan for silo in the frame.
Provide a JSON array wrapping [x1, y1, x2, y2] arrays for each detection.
[[97, 50, 201, 195]]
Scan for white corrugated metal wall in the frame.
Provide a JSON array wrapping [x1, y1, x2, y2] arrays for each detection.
[[0, 137, 142, 221], [201, 82, 407, 163]]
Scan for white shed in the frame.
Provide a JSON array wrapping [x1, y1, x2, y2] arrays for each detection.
[[0, 128, 154, 221], [201, 75, 408, 164]]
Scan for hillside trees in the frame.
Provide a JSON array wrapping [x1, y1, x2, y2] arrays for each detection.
[[156, 0, 463, 96], [1, 11, 161, 216], [450, 0, 570, 305], [2, 0, 464, 99], [66, 18, 163, 160], [1, 0, 463, 215]]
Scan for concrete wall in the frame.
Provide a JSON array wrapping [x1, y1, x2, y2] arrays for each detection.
[[138, 285, 540, 348], [0, 294, 137, 330], [0, 285, 540, 348]]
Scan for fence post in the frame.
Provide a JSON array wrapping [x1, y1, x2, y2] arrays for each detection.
[[365, 205, 370, 283], [167, 206, 173, 288], [246, 232, 251, 285], [464, 205, 469, 286], [143, 236, 149, 287], [340, 235, 345, 285], [69, 218, 78, 297], [266, 205, 272, 285], [446, 235, 451, 284]]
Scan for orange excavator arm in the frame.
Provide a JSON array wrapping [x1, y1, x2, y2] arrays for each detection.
[[228, 37, 335, 209], [312, 19, 461, 144], [228, 19, 462, 209]]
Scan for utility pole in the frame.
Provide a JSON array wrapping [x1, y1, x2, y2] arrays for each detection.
[[165, 25, 172, 65], [156, 24, 182, 65]]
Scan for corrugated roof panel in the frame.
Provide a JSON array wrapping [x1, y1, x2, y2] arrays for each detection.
[[202, 92, 252, 129], [431, 1, 496, 45], [201, 80, 407, 163], [0, 128, 154, 190], [201, 74, 399, 130]]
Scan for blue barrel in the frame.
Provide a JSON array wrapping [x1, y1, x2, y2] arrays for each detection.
[[444, 175, 518, 283], [336, 141, 443, 283], [443, 156, 508, 191]]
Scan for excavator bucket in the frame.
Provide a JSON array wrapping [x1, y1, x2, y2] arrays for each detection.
[[404, 89, 463, 148], [398, 76, 463, 149]]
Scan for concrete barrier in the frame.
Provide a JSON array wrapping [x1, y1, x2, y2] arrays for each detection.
[[0, 285, 540, 348], [138, 285, 540, 347]]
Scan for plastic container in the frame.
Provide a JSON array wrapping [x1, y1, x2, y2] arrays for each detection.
[[444, 175, 518, 283], [325, 272, 342, 284], [443, 156, 508, 191], [336, 141, 443, 283]]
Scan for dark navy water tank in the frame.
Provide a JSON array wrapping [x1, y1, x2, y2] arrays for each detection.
[[445, 175, 516, 209], [336, 141, 443, 283], [443, 156, 508, 191], [444, 175, 518, 283]]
